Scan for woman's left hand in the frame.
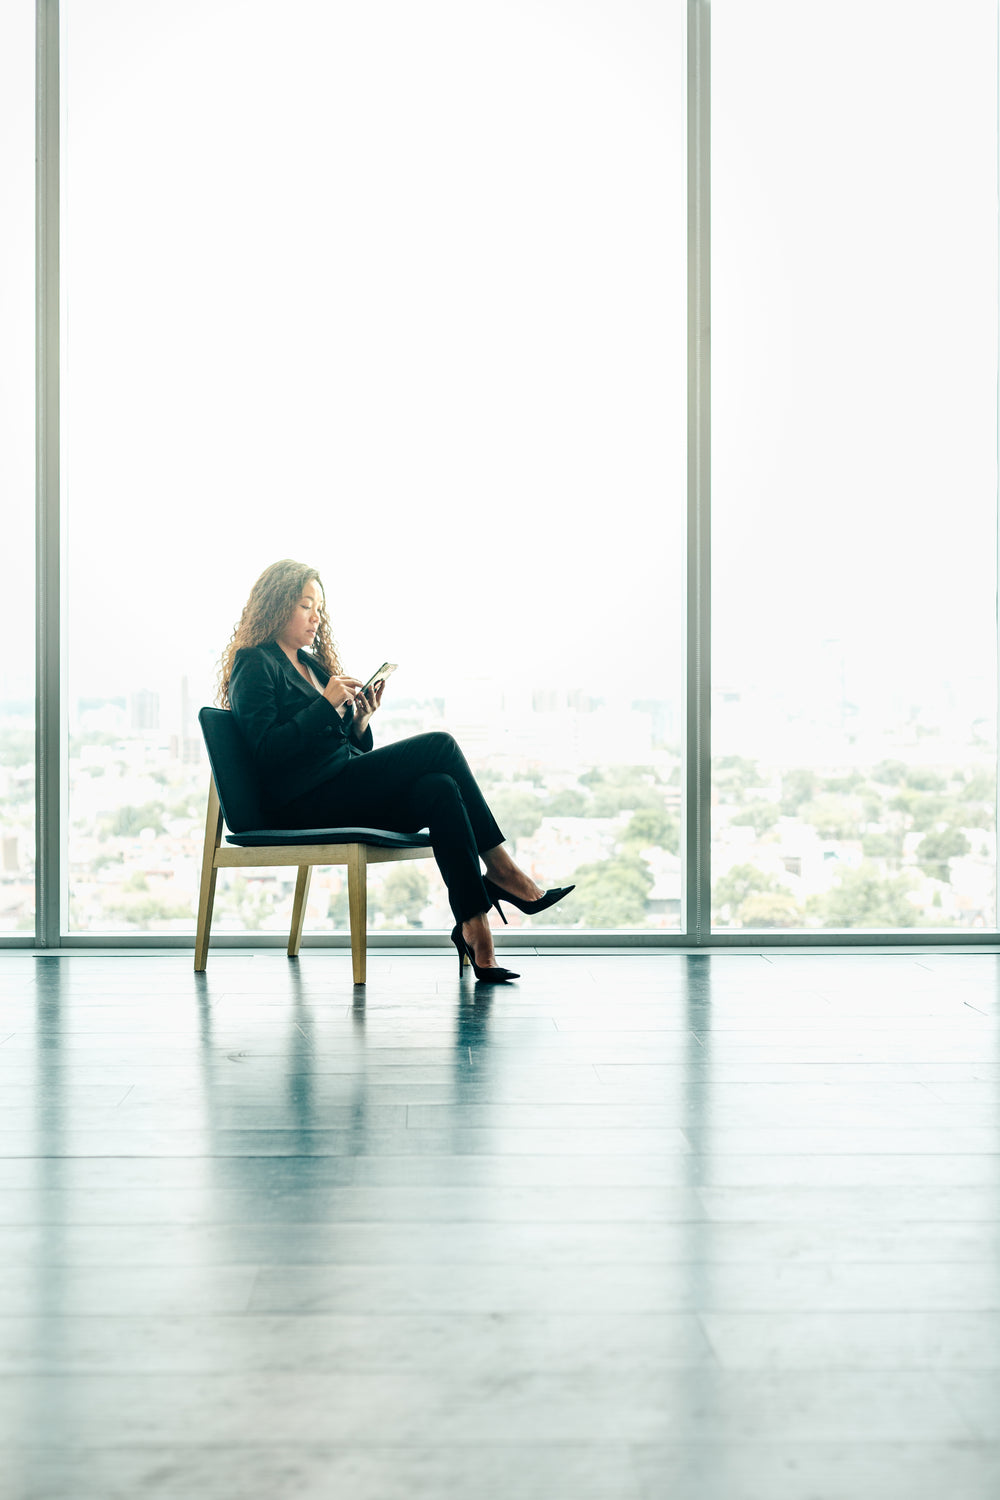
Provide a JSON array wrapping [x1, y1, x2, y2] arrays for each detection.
[[351, 677, 385, 737]]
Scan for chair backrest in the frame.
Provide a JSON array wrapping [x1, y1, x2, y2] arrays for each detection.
[[198, 707, 263, 833]]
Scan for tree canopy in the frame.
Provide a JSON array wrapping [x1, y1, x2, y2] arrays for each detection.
[[815, 864, 917, 928]]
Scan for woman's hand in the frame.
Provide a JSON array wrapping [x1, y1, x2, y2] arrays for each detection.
[[351, 677, 385, 738], [322, 675, 364, 712]]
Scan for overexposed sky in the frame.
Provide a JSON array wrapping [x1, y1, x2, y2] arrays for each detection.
[[1, 0, 997, 739], [712, 0, 999, 719], [59, 0, 686, 710], [0, 0, 33, 704]]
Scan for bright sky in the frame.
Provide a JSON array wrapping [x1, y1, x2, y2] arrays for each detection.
[[58, 0, 686, 711], [712, 0, 999, 723], [1, 0, 997, 742]]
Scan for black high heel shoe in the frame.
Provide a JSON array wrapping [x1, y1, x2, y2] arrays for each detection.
[[482, 877, 575, 926], [450, 925, 520, 983]]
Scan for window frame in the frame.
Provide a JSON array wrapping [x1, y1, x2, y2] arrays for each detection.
[[21, 0, 1000, 951]]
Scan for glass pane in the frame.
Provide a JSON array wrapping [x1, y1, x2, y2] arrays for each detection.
[[712, 0, 999, 932], [0, 1, 36, 936], [63, 0, 686, 935]]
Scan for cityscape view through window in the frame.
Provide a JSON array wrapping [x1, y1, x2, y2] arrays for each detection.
[[0, 0, 34, 934], [710, 0, 999, 931], [57, 0, 687, 936], [2, 2, 998, 940]]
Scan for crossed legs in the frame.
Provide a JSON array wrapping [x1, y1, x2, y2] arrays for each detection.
[[274, 731, 543, 969]]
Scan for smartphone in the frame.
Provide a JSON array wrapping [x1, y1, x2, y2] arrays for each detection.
[[361, 662, 397, 692]]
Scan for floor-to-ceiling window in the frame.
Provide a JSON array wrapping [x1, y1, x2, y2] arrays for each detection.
[[711, 0, 999, 932], [60, 0, 687, 937], [0, 1, 36, 935], [6, 1, 1000, 947]]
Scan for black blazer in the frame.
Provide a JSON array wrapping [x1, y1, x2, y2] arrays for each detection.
[[228, 640, 374, 810]]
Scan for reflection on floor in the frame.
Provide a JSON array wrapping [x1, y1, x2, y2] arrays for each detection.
[[2, 947, 1000, 1498]]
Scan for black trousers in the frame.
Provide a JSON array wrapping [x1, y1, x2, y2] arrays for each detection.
[[271, 731, 505, 925]]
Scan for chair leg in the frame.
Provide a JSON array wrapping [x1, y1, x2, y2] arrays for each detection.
[[346, 844, 368, 984], [288, 865, 313, 957], [195, 777, 224, 972]]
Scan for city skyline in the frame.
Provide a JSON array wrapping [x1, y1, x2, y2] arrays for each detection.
[[2, 664, 996, 935]]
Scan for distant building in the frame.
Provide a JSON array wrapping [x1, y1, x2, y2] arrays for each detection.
[[178, 675, 203, 765], [130, 689, 159, 732]]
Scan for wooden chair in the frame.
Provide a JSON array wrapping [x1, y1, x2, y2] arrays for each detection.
[[195, 707, 433, 983]]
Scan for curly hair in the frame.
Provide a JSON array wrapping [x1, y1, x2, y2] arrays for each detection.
[[216, 559, 342, 708]]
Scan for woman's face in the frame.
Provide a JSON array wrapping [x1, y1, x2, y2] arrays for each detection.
[[276, 578, 323, 655]]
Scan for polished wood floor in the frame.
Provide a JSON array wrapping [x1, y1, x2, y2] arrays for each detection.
[[3, 947, 1000, 1499]]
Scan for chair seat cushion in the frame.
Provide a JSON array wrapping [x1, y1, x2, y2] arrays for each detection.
[[225, 827, 432, 849]]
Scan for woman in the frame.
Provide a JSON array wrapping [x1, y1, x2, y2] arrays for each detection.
[[218, 559, 572, 981]]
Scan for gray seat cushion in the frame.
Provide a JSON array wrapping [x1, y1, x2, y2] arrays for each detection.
[[225, 826, 431, 849]]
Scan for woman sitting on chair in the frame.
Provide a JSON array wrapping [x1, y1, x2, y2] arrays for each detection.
[[217, 558, 572, 982]]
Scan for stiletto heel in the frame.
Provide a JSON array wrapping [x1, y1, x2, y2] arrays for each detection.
[[453, 929, 469, 975], [482, 877, 575, 923], [449, 925, 519, 984]]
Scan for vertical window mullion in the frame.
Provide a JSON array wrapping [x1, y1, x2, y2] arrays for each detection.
[[35, 0, 60, 948], [686, 0, 711, 942]]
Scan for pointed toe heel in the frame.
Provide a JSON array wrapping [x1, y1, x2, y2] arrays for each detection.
[[482, 878, 575, 923], [450, 925, 519, 984]]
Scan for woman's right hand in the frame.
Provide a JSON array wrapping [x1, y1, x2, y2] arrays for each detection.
[[322, 674, 365, 711]]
